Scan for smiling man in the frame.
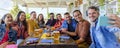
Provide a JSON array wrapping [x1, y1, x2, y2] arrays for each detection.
[[87, 6, 120, 48]]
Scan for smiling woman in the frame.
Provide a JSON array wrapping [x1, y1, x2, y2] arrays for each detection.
[[0, 13, 17, 48]]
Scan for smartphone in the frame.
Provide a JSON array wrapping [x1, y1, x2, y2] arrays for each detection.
[[98, 15, 111, 26]]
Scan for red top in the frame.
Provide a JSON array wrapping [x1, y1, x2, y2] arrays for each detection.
[[54, 19, 64, 28], [0, 30, 9, 45]]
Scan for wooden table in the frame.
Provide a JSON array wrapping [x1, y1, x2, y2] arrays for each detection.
[[18, 32, 78, 48]]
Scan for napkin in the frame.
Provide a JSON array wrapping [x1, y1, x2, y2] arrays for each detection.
[[60, 35, 70, 39], [40, 39, 53, 43]]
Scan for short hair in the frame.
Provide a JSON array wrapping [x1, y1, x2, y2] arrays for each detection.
[[73, 10, 82, 15], [64, 12, 69, 15], [49, 13, 54, 15], [56, 13, 61, 16], [88, 6, 99, 12], [30, 11, 36, 15]]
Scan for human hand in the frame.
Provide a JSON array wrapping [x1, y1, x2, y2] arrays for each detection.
[[61, 28, 68, 33], [75, 39, 80, 44], [8, 41, 16, 44], [12, 27, 18, 31], [108, 14, 120, 28], [75, 38, 84, 44], [0, 42, 8, 48]]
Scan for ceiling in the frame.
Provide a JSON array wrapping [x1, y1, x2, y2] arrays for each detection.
[[12, 0, 76, 8]]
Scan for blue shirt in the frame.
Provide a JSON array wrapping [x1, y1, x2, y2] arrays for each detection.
[[90, 20, 120, 48], [61, 19, 77, 32], [61, 19, 78, 40]]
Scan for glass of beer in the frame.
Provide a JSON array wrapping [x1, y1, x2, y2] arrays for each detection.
[[39, 29, 43, 34], [34, 31, 39, 37], [53, 31, 60, 40], [54, 40, 60, 44], [34, 29, 42, 37], [51, 27, 56, 31]]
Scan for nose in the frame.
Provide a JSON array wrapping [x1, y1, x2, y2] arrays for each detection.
[[8, 17, 12, 21], [88, 14, 93, 17]]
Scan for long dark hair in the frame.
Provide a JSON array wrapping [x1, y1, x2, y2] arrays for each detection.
[[16, 11, 28, 30], [37, 14, 45, 24]]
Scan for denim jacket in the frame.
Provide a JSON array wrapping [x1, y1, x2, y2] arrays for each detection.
[[0, 24, 17, 43]]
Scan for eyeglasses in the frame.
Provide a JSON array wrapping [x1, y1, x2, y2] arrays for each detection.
[[74, 14, 81, 18]]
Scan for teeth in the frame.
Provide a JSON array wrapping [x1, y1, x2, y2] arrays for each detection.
[[8, 22, 12, 24]]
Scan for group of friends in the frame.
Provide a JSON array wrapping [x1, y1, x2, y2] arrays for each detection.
[[0, 6, 120, 48]]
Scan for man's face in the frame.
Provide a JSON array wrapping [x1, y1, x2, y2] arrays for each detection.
[[73, 11, 82, 22], [31, 13, 36, 19], [64, 14, 71, 21], [50, 14, 54, 19], [88, 9, 99, 22]]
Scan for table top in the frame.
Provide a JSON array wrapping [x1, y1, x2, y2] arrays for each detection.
[[18, 29, 78, 48]]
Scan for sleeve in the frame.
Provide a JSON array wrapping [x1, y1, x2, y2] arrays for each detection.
[[105, 26, 120, 33], [26, 20, 31, 35], [45, 19, 50, 26], [34, 21, 39, 29], [61, 20, 68, 29], [8, 29, 17, 43], [75, 24, 79, 34]]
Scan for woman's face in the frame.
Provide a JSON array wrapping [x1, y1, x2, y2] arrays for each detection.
[[39, 15, 43, 21], [4, 14, 13, 24], [19, 13, 26, 22], [57, 15, 62, 20]]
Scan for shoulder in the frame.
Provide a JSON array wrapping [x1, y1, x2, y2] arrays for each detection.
[[83, 20, 90, 25], [62, 20, 67, 23], [0, 24, 6, 30], [27, 19, 31, 22], [72, 19, 78, 23], [0, 24, 5, 27]]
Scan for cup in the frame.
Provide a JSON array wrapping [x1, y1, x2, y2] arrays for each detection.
[[53, 31, 60, 40], [54, 40, 59, 44], [39, 29, 43, 34], [51, 27, 56, 31], [34, 31, 39, 37]]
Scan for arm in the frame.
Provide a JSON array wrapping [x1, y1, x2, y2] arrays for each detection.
[[61, 20, 77, 36], [105, 26, 120, 33], [45, 19, 50, 26], [61, 28, 76, 36], [8, 28, 17, 43], [64, 24, 78, 36], [76, 21, 90, 44], [0, 42, 8, 48], [34, 20, 39, 29], [27, 20, 31, 35]]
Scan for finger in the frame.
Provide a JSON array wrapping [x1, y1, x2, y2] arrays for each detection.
[[108, 16, 117, 21], [109, 21, 116, 25], [110, 25, 117, 27]]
